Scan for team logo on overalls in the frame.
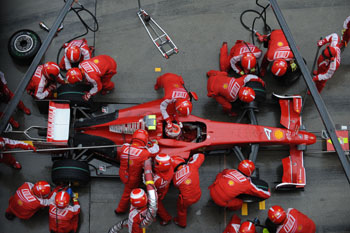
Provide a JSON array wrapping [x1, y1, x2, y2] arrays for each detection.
[[17, 199, 23, 206], [223, 83, 228, 89], [94, 59, 99, 64], [228, 180, 235, 186], [185, 178, 192, 185], [277, 41, 284, 47]]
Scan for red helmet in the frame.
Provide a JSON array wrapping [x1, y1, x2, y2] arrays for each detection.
[[32, 181, 51, 198], [171, 155, 186, 169], [238, 87, 255, 103], [132, 129, 149, 146], [238, 160, 255, 177], [241, 53, 257, 72], [43, 62, 60, 80], [175, 99, 192, 116], [271, 59, 288, 77], [55, 191, 70, 208], [322, 45, 336, 60], [67, 68, 83, 84], [268, 205, 287, 224], [66, 46, 81, 63], [239, 221, 256, 233], [130, 188, 147, 208], [155, 153, 172, 172]]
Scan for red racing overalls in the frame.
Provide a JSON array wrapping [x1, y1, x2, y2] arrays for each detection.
[[276, 208, 316, 233]]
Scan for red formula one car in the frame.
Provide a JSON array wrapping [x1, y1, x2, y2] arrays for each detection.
[[38, 84, 315, 190]]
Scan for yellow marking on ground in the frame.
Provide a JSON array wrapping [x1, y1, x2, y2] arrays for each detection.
[[241, 202, 248, 216], [259, 200, 265, 210], [155, 67, 161, 72]]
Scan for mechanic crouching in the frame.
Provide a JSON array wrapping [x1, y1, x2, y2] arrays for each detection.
[[115, 129, 159, 214], [206, 70, 265, 116], [209, 160, 271, 211], [109, 158, 157, 233], [66, 54, 117, 101], [26, 62, 65, 100], [49, 189, 81, 233], [5, 181, 54, 220], [154, 73, 193, 138], [171, 153, 205, 228], [266, 205, 316, 233]]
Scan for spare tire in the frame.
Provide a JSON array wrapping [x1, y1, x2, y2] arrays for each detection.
[[245, 81, 266, 103], [52, 159, 90, 186], [57, 83, 93, 108], [8, 29, 41, 64]]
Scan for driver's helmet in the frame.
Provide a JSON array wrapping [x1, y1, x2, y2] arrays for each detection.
[[238, 221, 256, 233], [268, 205, 287, 224], [238, 87, 255, 103], [66, 68, 83, 84], [32, 181, 51, 199], [55, 191, 70, 209], [241, 53, 257, 73], [43, 62, 60, 81], [130, 188, 147, 208], [175, 99, 192, 116], [155, 153, 172, 172], [271, 59, 288, 77], [165, 123, 181, 138], [132, 129, 149, 146], [66, 46, 81, 63], [238, 160, 255, 177]]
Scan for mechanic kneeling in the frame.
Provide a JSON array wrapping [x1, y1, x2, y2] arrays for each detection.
[[49, 189, 81, 233], [209, 160, 271, 210], [154, 72, 193, 138]]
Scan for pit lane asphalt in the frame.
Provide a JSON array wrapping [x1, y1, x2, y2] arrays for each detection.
[[1, 0, 350, 232]]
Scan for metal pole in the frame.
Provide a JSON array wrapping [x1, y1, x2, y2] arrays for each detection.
[[138, 0, 141, 10], [269, 0, 350, 185], [0, 0, 75, 134]]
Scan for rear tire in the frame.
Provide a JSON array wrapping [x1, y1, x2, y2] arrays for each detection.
[[51, 159, 90, 186]]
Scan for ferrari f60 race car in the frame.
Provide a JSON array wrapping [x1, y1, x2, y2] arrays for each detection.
[[5, 83, 316, 191]]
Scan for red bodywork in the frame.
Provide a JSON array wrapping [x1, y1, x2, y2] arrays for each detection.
[[76, 98, 316, 160]]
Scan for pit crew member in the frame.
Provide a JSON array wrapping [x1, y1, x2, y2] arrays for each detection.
[[49, 190, 81, 233], [172, 153, 205, 228], [340, 16, 350, 49], [5, 181, 53, 220], [109, 158, 157, 233], [258, 29, 299, 82], [0, 136, 36, 170], [207, 70, 265, 116], [59, 38, 93, 71], [153, 153, 174, 226], [219, 40, 262, 75], [313, 33, 341, 93], [1, 71, 31, 115], [26, 62, 65, 100], [154, 73, 192, 137], [66, 55, 117, 101], [223, 214, 256, 233], [208, 160, 271, 210], [115, 129, 159, 214], [266, 205, 316, 233]]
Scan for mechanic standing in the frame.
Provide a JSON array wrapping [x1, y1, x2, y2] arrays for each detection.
[[58, 38, 93, 71], [66, 54, 117, 101], [340, 16, 350, 49], [172, 153, 205, 228], [26, 62, 65, 100], [223, 214, 256, 233], [208, 160, 271, 210], [1, 70, 31, 115], [266, 205, 316, 233], [109, 158, 158, 233], [0, 137, 36, 170], [207, 70, 265, 116], [49, 190, 80, 233], [115, 129, 159, 214], [153, 153, 174, 226], [258, 29, 299, 82], [154, 73, 193, 138], [312, 33, 341, 93], [5, 181, 53, 220], [220, 40, 262, 75]]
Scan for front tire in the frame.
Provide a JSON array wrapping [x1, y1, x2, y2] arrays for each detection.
[[51, 159, 90, 186]]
